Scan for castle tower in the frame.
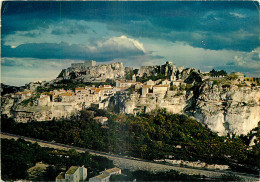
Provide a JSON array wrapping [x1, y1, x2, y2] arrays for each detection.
[[84, 60, 96, 67], [132, 74, 136, 82]]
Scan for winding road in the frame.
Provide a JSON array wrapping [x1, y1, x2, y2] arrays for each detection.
[[1, 132, 259, 181]]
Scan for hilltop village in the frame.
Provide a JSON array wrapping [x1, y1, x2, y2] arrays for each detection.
[[2, 61, 188, 122], [2, 60, 260, 136]]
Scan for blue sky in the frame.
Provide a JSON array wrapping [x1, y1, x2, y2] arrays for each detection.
[[1, 1, 259, 86]]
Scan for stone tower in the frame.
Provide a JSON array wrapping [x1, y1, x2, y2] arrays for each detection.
[[132, 74, 136, 82]]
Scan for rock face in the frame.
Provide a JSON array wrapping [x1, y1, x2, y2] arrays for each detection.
[[58, 61, 125, 82], [112, 78, 259, 136], [11, 102, 81, 122], [115, 91, 187, 115], [137, 61, 184, 78], [1, 97, 15, 117], [187, 82, 260, 136], [163, 159, 230, 170]]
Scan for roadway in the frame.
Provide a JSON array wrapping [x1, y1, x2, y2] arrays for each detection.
[[1, 132, 259, 181]]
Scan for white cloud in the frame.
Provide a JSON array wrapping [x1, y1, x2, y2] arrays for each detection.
[[232, 47, 260, 69], [214, 47, 260, 77], [230, 12, 245, 18], [141, 39, 243, 70], [97, 35, 145, 53]]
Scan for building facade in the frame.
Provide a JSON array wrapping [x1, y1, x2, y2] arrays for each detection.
[[56, 166, 87, 182]]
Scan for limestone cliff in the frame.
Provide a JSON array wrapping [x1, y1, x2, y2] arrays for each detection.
[[112, 78, 260, 136], [9, 102, 81, 123], [116, 91, 187, 115], [57, 61, 125, 82], [187, 81, 260, 136], [137, 61, 184, 78]]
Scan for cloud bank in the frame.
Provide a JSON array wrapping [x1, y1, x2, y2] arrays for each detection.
[[1, 1, 259, 86], [2, 35, 145, 61]]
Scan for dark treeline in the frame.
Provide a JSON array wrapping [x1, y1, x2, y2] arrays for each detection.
[[209, 69, 227, 77], [2, 109, 259, 175], [36, 79, 116, 93], [1, 138, 114, 181]]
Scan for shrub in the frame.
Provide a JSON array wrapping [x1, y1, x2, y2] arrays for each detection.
[[170, 85, 177, 91]]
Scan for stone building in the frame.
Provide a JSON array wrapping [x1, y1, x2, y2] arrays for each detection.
[[161, 79, 171, 85], [71, 60, 96, 68], [153, 85, 169, 94], [144, 79, 155, 86], [59, 93, 76, 103], [56, 166, 87, 182], [15, 90, 32, 101], [103, 167, 121, 176], [132, 74, 136, 82], [116, 81, 140, 88], [89, 173, 110, 182], [172, 81, 182, 87], [89, 167, 121, 182], [75, 87, 89, 103], [37, 95, 50, 106], [75, 87, 89, 94], [141, 85, 150, 97]]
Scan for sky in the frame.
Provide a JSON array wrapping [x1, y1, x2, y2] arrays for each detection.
[[1, 1, 259, 86]]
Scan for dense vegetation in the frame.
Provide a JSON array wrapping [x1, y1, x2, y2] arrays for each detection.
[[1, 138, 114, 181], [36, 79, 116, 93], [1, 83, 21, 95], [209, 69, 227, 77], [21, 93, 40, 106], [2, 109, 259, 175], [136, 73, 171, 83]]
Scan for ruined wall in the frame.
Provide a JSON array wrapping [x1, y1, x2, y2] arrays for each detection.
[[58, 62, 124, 82]]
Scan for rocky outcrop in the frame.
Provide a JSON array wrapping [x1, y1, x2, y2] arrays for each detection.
[[114, 79, 259, 136], [185, 81, 260, 136], [1, 97, 15, 117], [162, 159, 230, 170], [112, 90, 187, 115], [11, 102, 81, 122], [137, 61, 179, 77], [57, 62, 125, 82]]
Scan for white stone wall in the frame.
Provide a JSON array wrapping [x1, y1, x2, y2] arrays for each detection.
[[153, 86, 168, 94]]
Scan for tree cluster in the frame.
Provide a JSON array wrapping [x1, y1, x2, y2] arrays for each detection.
[[1, 138, 114, 181], [2, 109, 259, 175], [209, 69, 227, 77]]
